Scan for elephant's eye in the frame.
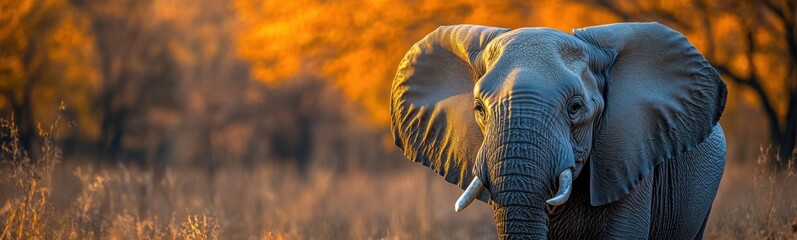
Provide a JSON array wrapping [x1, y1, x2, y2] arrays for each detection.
[[567, 97, 584, 119], [474, 100, 486, 122]]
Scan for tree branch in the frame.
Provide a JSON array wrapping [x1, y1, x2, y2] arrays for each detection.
[[715, 65, 783, 140], [762, 0, 789, 24], [761, 0, 797, 61], [590, 0, 632, 21], [714, 65, 750, 85], [696, 0, 715, 58], [647, 9, 694, 32], [588, 0, 694, 31]]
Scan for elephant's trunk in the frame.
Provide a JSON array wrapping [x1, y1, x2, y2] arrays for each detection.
[[488, 143, 556, 239], [492, 181, 550, 239], [485, 120, 575, 239]]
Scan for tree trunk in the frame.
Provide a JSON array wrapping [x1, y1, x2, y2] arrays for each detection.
[[11, 93, 34, 158], [776, 85, 797, 169]]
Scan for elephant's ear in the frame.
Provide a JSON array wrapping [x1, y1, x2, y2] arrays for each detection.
[[391, 25, 508, 201], [574, 22, 727, 206]]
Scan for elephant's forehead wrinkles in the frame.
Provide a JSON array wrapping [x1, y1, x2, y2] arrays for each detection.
[[493, 28, 586, 57], [488, 30, 587, 83], [478, 66, 575, 110], [476, 28, 589, 107], [487, 55, 583, 95]]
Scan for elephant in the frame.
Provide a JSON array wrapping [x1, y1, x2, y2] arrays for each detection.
[[390, 22, 727, 239]]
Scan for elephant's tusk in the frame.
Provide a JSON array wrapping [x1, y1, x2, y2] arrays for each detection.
[[546, 168, 573, 206], [455, 177, 484, 212]]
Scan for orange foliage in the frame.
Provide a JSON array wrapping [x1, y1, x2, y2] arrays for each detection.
[[0, 0, 792, 162], [234, 0, 620, 126], [698, 1, 792, 121], [0, 0, 100, 136]]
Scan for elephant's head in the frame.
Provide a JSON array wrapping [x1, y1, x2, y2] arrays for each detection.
[[390, 23, 726, 238]]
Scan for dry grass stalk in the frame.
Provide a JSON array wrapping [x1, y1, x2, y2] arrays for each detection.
[[1, 108, 62, 240]]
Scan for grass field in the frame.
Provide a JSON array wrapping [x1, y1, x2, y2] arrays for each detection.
[[1, 121, 796, 239]]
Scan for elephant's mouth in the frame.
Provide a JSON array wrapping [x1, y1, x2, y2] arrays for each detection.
[[454, 168, 573, 212]]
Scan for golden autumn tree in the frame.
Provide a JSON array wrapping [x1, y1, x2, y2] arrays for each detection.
[[0, 0, 100, 155], [235, 0, 796, 167], [234, 0, 619, 126], [588, 0, 797, 168], [68, 0, 188, 164]]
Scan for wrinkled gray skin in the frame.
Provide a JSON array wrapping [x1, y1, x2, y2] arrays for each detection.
[[390, 22, 727, 239]]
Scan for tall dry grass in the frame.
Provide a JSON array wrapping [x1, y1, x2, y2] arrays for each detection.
[[0, 114, 61, 239], [0, 115, 795, 239], [0, 115, 495, 239], [706, 146, 797, 239]]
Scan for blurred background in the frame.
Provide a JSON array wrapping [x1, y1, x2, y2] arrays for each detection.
[[1, 0, 795, 239]]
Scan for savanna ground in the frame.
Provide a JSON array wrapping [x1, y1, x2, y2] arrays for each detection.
[[1, 119, 796, 239]]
